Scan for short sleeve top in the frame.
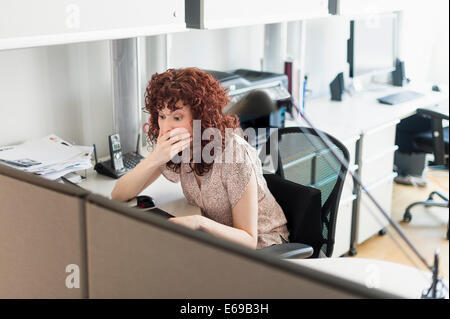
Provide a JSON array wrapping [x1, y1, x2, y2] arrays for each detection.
[[160, 132, 289, 249]]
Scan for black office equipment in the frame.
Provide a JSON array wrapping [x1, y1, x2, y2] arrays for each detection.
[[127, 195, 156, 209], [108, 134, 124, 171], [432, 85, 441, 92], [94, 134, 144, 179], [145, 207, 174, 219], [225, 90, 276, 118], [392, 58, 406, 86], [259, 127, 350, 258], [377, 90, 424, 105], [206, 69, 291, 131], [396, 108, 449, 239], [330, 72, 345, 101], [126, 195, 174, 219]]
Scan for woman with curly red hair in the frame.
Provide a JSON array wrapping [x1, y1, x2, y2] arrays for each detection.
[[111, 67, 289, 249]]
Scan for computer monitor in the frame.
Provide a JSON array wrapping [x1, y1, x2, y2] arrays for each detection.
[[348, 13, 398, 78]]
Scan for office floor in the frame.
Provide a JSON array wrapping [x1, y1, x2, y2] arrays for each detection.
[[352, 167, 449, 282]]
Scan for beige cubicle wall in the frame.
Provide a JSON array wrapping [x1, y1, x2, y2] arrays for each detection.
[[0, 163, 398, 299], [84, 194, 396, 299], [0, 164, 89, 298]]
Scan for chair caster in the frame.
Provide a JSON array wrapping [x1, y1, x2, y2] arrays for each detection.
[[403, 211, 412, 223], [378, 228, 387, 236], [348, 248, 357, 256]]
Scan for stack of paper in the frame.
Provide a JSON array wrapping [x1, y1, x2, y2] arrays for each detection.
[[0, 134, 93, 181]]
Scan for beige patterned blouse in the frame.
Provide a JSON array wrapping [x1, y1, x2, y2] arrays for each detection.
[[159, 132, 289, 249]]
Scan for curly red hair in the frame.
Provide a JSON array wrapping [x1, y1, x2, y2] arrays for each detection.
[[144, 67, 242, 176]]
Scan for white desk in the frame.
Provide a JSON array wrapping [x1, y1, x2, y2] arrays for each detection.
[[288, 257, 449, 299], [300, 84, 447, 136], [79, 153, 201, 217]]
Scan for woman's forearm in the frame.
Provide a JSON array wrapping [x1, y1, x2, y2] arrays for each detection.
[[200, 216, 258, 249], [110, 154, 161, 202]]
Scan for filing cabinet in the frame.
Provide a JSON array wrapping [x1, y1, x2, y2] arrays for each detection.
[[359, 145, 398, 186], [360, 121, 399, 161], [332, 136, 359, 256], [356, 174, 396, 244], [339, 136, 359, 201], [332, 195, 357, 257], [354, 120, 400, 245]]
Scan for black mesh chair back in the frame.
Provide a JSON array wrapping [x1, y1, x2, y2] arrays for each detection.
[[263, 172, 323, 257], [261, 127, 350, 257]]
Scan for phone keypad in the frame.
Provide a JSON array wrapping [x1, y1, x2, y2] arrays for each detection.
[[123, 152, 144, 169]]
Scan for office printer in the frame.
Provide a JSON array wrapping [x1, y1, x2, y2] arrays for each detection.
[[205, 69, 292, 131]]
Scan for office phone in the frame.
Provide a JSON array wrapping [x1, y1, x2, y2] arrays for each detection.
[[94, 134, 144, 179]]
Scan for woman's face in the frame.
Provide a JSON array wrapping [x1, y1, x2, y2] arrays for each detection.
[[157, 100, 193, 137]]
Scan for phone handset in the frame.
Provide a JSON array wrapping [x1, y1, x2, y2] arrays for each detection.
[[108, 134, 124, 171]]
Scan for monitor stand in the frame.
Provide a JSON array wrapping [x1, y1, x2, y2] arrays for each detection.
[[348, 78, 363, 94], [347, 76, 392, 96]]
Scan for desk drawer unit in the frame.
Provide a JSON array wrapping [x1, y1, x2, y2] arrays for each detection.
[[341, 165, 358, 201], [356, 173, 397, 244], [332, 194, 357, 257], [342, 135, 358, 168], [354, 120, 399, 246], [340, 136, 359, 200], [359, 146, 398, 186], [360, 120, 399, 162]]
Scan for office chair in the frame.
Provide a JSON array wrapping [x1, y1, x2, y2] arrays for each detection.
[[258, 127, 350, 258], [397, 108, 449, 239]]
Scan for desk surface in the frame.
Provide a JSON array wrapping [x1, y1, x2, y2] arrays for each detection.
[[291, 82, 448, 141], [79, 158, 201, 217], [288, 257, 449, 299]]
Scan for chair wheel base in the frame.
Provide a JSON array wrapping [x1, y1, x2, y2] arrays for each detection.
[[403, 211, 412, 223], [348, 248, 357, 256], [378, 228, 387, 236]]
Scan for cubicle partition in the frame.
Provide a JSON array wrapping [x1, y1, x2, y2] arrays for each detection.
[[0, 164, 89, 298], [84, 194, 395, 299], [0, 163, 397, 299]]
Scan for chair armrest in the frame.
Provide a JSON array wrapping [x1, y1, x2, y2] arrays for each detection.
[[257, 243, 314, 259], [417, 108, 449, 121]]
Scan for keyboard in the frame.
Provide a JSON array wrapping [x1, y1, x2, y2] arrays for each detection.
[[377, 90, 424, 105], [146, 207, 174, 219]]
